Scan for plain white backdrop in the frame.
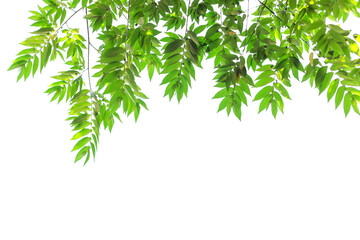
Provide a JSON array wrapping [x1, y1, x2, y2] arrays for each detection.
[[1, 1, 360, 239]]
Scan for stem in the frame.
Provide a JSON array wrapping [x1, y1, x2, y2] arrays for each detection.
[[89, 42, 99, 52], [125, 0, 130, 64], [56, 8, 82, 33], [85, 8, 93, 93], [246, 0, 267, 49], [242, 0, 250, 54], [257, 0, 324, 65], [85, 7, 94, 150], [185, 0, 191, 34]]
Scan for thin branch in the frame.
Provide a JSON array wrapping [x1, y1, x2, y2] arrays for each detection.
[[242, 0, 250, 54], [257, 1, 312, 48], [56, 7, 82, 33], [89, 42, 99, 52], [185, 0, 192, 34], [245, 0, 267, 50], [85, 6, 94, 161], [258, 0, 283, 22], [125, 0, 130, 64], [85, 8, 93, 93], [257, 0, 325, 65], [220, 7, 223, 25]]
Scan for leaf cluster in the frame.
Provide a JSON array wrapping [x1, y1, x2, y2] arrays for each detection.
[[9, 0, 360, 164]]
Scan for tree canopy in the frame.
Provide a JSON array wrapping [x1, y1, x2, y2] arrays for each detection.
[[8, 0, 360, 164]]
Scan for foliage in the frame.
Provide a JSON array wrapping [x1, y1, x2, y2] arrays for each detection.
[[9, 0, 360, 164]]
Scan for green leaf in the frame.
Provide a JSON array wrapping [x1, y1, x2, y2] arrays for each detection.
[[274, 83, 291, 100], [188, 30, 200, 45], [308, 20, 323, 30], [271, 100, 278, 118], [31, 28, 54, 35], [32, 55, 39, 76], [217, 96, 230, 112], [255, 77, 274, 87], [352, 98, 360, 115], [335, 86, 345, 109], [343, 92, 352, 116], [319, 72, 333, 95], [24, 61, 32, 80], [256, 70, 274, 80], [212, 88, 229, 99], [327, 79, 339, 101], [71, 129, 92, 140], [233, 103, 242, 120], [253, 86, 273, 101], [273, 92, 284, 113], [74, 146, 90, 163], [289, 0, 296, 9], [315, 66, 327, 88], [164, 39, 184, 53], [258, 94, 272, 113], [72, 137, 91, 152]]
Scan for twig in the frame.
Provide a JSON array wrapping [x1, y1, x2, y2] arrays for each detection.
[[56, 8, 82, 33], [185, 0, 192, 34], [89, 42, 99, 52], [242, 0, 250, 54], [258, 0, 283, 22], [85, 6, 94, 161], [245, 0, 267, 50], [125, 0, 130, 63], [85, 8, 93, 93]]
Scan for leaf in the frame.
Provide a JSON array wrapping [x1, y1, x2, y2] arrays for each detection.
[[161, 70, 180, 85], [274, 83, 291, 99], [32, 55, 39, 76], [273, 92, 284, 113], [164, 39, 184, 53], [271, 100, 278, 118], [258, 94, 272, 113], [253, 86, 273, 101], [75, 146, 90, 163], [256, 70, 274, 80], [24, 61, 33, 80], [255, 77, 274, 87], [217, 96, 230, 112], [315, 66, 327, 88], [327, 79, 339, 102], [343, 92, 352, 117], [319, 72, 333, 95], [31, 28, 54, 35], [233, 103, 242, 120], [308, 20, 323, 30], [187, 30, 200, 45], [212, 88, 229, 99], [72, 137, 91, 152], [309, 52, 314, 66], [289, 0, 296, 9], [352, 98, 360, 115], [335, 86, 345, 109], [71, 129, 92, 140]]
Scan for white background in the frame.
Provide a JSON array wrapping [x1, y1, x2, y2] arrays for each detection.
[[1, 1, 360, 239]]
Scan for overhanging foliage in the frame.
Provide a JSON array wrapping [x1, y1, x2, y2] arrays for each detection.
[[8, 0, 360, 164]]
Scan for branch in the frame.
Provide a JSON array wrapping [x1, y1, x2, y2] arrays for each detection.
[[245, 0, 268, 49], [85, 8, 93, 93], [185, 0, 192, 34], [258, 0, 283, 22], [89, 42, 99, 52], [56, 8, 82, 33], [125, 0, 130, 63], [256, 0, 320, 61]]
